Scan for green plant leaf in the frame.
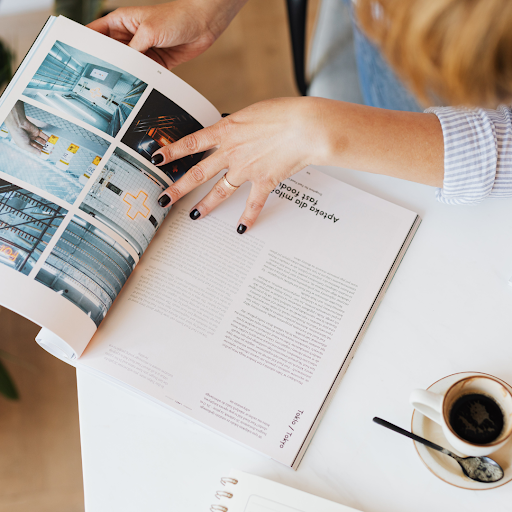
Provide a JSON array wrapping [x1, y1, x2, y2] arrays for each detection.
[[0, 357, 19, 400], [55, 0, 104, 25], [0, 349, 37, 373], [0, 39, 13, 88]]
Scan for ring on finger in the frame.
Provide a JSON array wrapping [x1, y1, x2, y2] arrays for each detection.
[[221, 173, 240, 191]]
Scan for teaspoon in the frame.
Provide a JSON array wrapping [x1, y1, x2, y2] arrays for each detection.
[[373, 417, 504, 483]]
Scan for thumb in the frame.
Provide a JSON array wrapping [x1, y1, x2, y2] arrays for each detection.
[[128, 24, 154, 53], [86, 17, 110, 35]]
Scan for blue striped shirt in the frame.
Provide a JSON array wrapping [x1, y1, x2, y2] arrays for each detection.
[[425, 106, 512, 204]]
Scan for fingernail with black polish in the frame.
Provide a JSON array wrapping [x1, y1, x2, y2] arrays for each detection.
[[190, 209, 201, 220], [221, 113, 231, 117], [151, 153, 164, 165], [158, 194, 171, 207], [237, 224, 247, 234]]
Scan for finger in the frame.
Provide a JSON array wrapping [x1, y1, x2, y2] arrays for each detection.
[[128, 23, 154, 53], [151, 125, 221, 166], [34, 135, 47, 146], [236, 185, 271, 234], [87, 16, 112, 35], [30, 140, 44, 151], [157, 152, 227, 208], [88, 10, 140, 44], [188, 173, 242, 220], [144, 48, 168, 68]]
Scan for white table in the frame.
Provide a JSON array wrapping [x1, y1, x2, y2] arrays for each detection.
[[77, 166, 512, 512]]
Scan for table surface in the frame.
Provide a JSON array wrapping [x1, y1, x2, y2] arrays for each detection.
[[77, 165, 512, 512]]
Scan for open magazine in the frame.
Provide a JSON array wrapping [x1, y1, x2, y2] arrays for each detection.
[[0, 16, 420, 469]]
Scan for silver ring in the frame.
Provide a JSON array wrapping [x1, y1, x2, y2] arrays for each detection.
[[221, 174, 239, 191]]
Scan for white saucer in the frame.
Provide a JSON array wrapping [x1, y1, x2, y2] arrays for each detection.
[[411, 371, 512, 490]]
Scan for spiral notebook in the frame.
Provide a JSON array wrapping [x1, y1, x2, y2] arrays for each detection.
[[211, 470, 360, 512]]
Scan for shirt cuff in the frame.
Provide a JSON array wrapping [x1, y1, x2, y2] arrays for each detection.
[[425, 106, 498, 204]]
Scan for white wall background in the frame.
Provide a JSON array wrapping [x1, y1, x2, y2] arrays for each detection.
[[0, 0, 54, 16], [0, 0, 169, 17]]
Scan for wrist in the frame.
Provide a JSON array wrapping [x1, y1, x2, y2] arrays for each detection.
[[19, 117, 34, 131], [189, 0, 248, 40], [296, 97, 343, 167], [4, 108, 25, 132]]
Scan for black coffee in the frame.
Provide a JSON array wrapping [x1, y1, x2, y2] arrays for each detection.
[[449, 393, 504, 444]]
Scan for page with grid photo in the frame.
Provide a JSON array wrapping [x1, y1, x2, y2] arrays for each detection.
[[0, 15, 221, 359], [0, 177, 97, 357], [0, 141, 173, 357]]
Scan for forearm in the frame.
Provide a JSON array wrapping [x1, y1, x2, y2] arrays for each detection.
[[195, 0, 249, 38], [151, 96, 445, 231], [4, 101, 28, 131], [309, 98, 444, 188]]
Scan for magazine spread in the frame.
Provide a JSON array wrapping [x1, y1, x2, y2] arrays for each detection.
[[0, 16, 220, 357], [0, 16, 420, 468]]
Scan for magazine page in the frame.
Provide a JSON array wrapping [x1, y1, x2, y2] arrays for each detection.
[[0, 16, 221, 358], [78, 166, 418, 466]]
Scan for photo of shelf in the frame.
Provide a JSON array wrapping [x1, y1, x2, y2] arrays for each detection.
[[24, 41, 148, 137], [121, 89, 204, 182], [35, 216, 135, 326], [0, 178, 68, 276]]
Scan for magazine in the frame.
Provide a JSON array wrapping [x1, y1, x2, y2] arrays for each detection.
[[0, 16, 420, 469]]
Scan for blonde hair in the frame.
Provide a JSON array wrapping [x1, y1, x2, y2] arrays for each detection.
[[355, 0, 512, 107]]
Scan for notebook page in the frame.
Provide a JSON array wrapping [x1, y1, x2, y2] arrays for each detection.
[[217, 470, 361, 512]]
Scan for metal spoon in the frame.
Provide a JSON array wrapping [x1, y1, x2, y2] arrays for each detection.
[[373, 417, 504, 483]]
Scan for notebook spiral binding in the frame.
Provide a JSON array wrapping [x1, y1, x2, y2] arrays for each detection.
[[210, 477, 238, 512]]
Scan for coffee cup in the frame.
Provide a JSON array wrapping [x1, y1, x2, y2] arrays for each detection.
[[410, 374, 512, 456]]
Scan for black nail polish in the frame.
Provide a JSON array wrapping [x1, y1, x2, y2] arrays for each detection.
[[237, 224, 247, 234], [190, 209, 201, 220], [151, 153, 164, 165], [158, 194, 171, 207], [221, 113, 231, 118]]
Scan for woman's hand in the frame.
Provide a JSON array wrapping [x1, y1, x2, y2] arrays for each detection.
[[4, 101, 48, 156], [152, 98, 445, 234], [153, 97, 324, 233], [87, 0, 247, 69]]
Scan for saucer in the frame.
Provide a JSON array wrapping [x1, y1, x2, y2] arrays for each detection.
[[411, 371, 512, 490]]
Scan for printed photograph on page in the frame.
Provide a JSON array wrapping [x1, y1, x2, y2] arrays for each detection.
[[0, 178, 67, 276], [23, 41, 148, 137], [34, 214, 136, 326], [78, 147, 171, 257], [0, 100, 110, 205], [121, 89, 204, 182]]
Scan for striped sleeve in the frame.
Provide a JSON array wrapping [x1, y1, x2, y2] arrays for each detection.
[[424, 105, 512, 204]]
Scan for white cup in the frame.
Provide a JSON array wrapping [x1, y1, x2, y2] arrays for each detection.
[[410, 375, 512, 456]]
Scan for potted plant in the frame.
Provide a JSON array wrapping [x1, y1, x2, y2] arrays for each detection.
[[0, 41, 18, 400], [55, 0, 104, 25], [0, 38, 12, 91], [0, 349, 18, 400]]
